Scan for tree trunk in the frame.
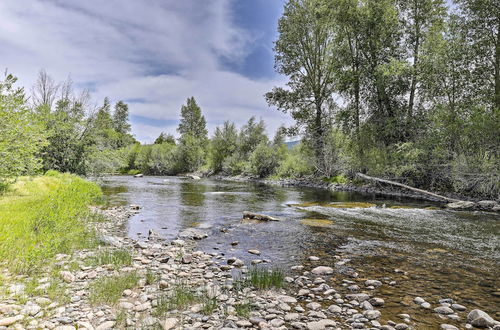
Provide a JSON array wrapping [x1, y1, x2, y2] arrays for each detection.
[[355, 172, 462, 202], [495, 26, 500, 110]]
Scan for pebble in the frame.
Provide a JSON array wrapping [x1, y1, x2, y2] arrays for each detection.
[[434, 306, 454, 315]]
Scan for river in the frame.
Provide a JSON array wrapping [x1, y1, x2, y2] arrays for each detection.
[[100, 176, 500, 328]]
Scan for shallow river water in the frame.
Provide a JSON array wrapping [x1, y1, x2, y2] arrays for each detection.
[[100, 176, 499, 328]]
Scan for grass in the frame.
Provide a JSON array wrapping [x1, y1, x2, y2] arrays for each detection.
[[0, 171, 103, 273], [87, 249, 132, 268], [153, 283, 219, 316], [235, 302, 252, 318], [234, 267, 285, 290], [145, 270, 159, 285], [89, 272, 140, 305], [154, 283, 197, 315]]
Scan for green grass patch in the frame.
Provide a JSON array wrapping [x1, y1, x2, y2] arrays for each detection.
[[86, 249, 132, 268], [235, 302, 252, 318], [89, 272, 139, 305], [0, 171, 103, 274], [153, 283, 197, 315], [145, 270, 160, 285], [235, 267, 285, 290]]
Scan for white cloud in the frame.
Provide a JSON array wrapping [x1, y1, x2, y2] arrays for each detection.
[[0, 0, 292, 143]]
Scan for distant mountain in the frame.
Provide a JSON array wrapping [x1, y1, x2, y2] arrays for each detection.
[[285, 140, 300, 149]]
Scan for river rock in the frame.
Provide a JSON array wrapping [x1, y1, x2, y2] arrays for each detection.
[[369, 297, 385, 306], [60, 271, 75, 283], [477, 200, 498, 209], [328, 305, 342, 313], [242, 211, 279, 221], [434, 306, 454, 315], [346, 293, 370, 302], [163, 318, 178, 330], [467, 309, 499, 328], [364, 310, 381, 320], [134, 173, 143, 177], [365, 279, 382, 288], [0, 315, 24, 327], [311, 266, 333, 275], [306, 319, 336, 330], [248, 249, 261, 255], [178, 228, 208, 240], [451, 303, 466, 311], [95, 321, 115, 330], [446, 201, 476, 210], [440, 325, 459, 330]]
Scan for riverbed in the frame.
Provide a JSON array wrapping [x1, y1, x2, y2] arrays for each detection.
[[100, 176, 500, 328]]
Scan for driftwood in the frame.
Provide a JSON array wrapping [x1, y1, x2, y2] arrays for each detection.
[[355, 173, 462, 203], [242, 211, 280, 221]]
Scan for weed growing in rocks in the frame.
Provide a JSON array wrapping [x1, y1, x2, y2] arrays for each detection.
[[235, 267, 285, 290], [87, 249, 132, 268], [89, 272, 139, 305], [235, 302, 252, 318], [145, 270, 159, 285], [153, 283, 197, 315]]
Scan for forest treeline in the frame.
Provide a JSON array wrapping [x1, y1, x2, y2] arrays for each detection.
[[0, 0, 498, 198]]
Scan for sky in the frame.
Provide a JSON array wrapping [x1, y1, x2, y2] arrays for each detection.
[[0, 0, 291, 143]]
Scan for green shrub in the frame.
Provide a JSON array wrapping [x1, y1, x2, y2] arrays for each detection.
[[249, 142, 281, 178], [275, 143, 314, 178], [0, 171, 102, 273]]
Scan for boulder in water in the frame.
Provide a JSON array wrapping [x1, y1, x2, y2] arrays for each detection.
[[446, 201, 476, 210], [242, 211, 280, 221], [178, 228, 208, 240], [133, 173, 143, 178]]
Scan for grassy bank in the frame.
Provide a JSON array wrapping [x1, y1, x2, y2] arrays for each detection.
[[0, 171, 102, 273]]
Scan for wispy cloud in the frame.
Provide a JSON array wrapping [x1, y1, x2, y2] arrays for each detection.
[[0, 0, 290, 142]]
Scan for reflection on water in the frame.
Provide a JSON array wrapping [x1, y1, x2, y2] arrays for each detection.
[[100, 176, 500, 324]]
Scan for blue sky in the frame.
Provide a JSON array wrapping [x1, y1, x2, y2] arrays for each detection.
[[0, 0, 290, 142]]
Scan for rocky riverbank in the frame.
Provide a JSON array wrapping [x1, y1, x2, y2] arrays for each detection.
[[212, 175, 500, 212], [1, 205, 498, 330]]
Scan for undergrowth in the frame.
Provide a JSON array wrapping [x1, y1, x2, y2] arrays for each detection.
[[0, 171, 103, 274]]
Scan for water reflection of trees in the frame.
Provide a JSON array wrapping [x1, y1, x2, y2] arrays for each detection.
[[178, 181, 206, 227]]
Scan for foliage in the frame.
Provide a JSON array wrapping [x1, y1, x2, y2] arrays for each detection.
[[208, 121, 238, 173], [0, 171, 102, 273], [89, 272, 140, 305], [235, 267, 285, 290], [177, 97, 208, 141], [0, 73, 47, 183], [86, 249, 133, 268], [249, 141, 282, 178]]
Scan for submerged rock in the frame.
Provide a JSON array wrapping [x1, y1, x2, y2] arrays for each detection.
[[178, 228, 208, 240]]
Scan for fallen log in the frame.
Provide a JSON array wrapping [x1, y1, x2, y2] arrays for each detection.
[[242, 211, 280, 221], [355, 173, 462, 203]]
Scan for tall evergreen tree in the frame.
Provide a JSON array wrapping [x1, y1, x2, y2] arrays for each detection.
[[177, 97, 208, 141], [113, 101, 131, 135]]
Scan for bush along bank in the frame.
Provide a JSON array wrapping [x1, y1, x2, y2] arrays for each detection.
[[0, 204, 498, 329]]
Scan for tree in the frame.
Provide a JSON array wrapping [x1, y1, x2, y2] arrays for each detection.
[[238, 117, 268, 158], [31, 69, 59, 110], [177, 97, 208, 141], [0, 73, 46, 183], [154, 132, 176, 145], [209, 121, 238, 173], [456, 0, 500, 111], [113, 101, 131, 135], [266, 0, 337, 168]]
